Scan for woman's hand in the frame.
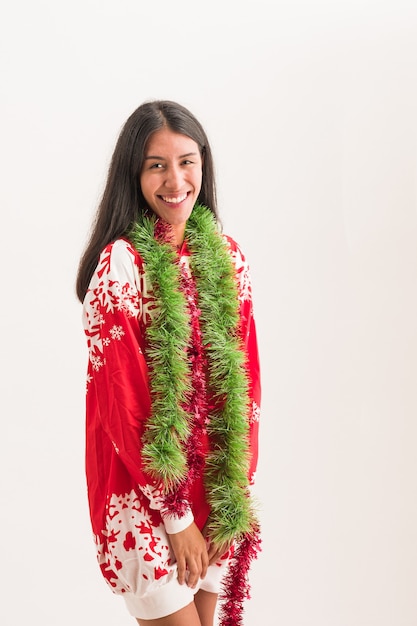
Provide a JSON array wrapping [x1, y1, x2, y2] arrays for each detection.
[[202, 525, 233, 566], [168, 522, 209, 588]]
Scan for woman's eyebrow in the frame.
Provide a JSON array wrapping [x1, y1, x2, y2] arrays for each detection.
[[144, 152, 198, 160]]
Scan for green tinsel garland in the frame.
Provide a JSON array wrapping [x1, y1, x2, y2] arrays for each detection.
[[129, 203, 257, 545]]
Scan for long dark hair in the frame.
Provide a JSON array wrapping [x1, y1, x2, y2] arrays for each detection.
[[76, 100, 218, 302]]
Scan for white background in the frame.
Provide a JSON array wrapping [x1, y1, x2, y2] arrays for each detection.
[[1, 1, 417, 624]]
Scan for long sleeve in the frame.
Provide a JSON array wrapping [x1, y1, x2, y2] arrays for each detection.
[[226, 237, 261, 485], [83, 239, 193, 534]]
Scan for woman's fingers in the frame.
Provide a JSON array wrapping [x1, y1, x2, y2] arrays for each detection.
[[169, 522, 232, 586], [207, 541, 231, 565], [200, 548, 209, 580], [168, 522, 209, 588], [176, 553, 187, 585], [186, 552, 207, 588], [202, 523, 233, 565]]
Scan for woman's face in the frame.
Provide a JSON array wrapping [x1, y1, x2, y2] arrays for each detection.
[[140, 127, 203, 245]]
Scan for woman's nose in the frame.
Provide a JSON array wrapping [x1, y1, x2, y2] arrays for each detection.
[[164, 164, 183, 189]]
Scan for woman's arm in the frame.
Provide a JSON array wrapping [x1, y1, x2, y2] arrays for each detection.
[[83, 239, 193, 533]]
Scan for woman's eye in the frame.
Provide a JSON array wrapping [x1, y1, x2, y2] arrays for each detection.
[[182, 159, 192, 165], [150, 163, 163, 169]]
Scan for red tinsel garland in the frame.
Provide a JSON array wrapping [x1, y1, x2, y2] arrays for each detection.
[[218, 525, 262, 626]]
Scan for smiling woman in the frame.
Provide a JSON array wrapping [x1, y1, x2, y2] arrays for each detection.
[[75, 100, 262, 626]]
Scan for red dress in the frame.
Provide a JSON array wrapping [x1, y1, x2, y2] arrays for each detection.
[[82, 234, 261, 619]]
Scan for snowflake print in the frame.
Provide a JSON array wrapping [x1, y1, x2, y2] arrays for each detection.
[[238, 263, 252, 302], [91, 355, 104, 371], [103, 337, 111, 346], [109, 325, 125, 340], [225, 237, 252, 303], [251, 400, 261, 423], [96, 490, 174, 594]]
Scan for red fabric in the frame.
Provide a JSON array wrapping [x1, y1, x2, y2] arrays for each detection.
[[83, 234, 261, 607]]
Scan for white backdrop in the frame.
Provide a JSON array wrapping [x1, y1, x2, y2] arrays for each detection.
[[1, 1, 417, 624]]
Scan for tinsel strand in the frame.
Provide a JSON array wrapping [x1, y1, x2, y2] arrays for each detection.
[[129, 204, 261, 625]]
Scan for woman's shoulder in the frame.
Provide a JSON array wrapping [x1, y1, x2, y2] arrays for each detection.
[[95, 238, 143, 280], [100, 237, 138, 258], [221, 233, 247, 264], [99, 238, 141, 265]]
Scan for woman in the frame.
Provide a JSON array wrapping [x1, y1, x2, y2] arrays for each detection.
[[76, 100, 261, 626]]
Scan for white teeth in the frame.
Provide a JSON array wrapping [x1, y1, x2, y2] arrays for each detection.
[[162, 194, 187, 204]]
